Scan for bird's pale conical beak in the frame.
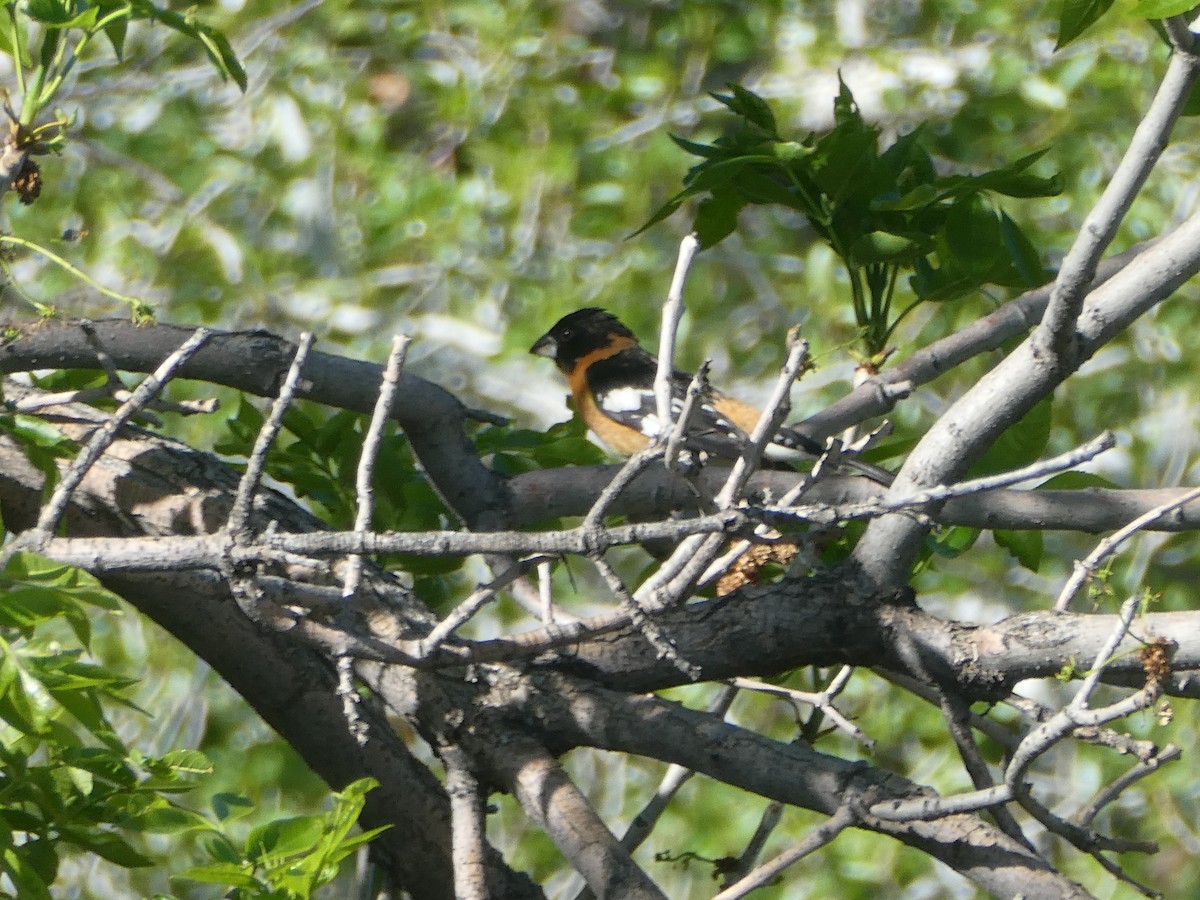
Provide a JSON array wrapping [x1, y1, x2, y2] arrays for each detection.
[[530, 334, 556, 358]]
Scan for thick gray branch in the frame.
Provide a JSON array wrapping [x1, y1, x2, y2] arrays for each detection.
[[0, 318, 511, 530], [853, 210, 1200, 586]]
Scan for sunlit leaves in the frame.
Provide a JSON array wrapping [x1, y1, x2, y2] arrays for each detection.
[[641, 82, 1060, 356], [1056, 0, 1117, 48], [175, 778, 389, 899]]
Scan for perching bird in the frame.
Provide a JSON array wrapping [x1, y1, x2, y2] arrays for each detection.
[[529, 307, 892, 483]]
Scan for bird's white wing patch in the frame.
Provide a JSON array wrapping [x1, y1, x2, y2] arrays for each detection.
[[597, 386, 662, 437], [600, 386, 650, 413]]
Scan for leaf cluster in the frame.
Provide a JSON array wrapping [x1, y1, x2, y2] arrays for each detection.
[[642, 82, 1061, 358], [0, 551, 183, 898], [156, 778, 387, 900], [5, 0, 244, 135], [0, 549, 385, 898]]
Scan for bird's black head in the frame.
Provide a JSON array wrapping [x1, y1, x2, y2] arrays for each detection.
[[529, 307, 637, 372]]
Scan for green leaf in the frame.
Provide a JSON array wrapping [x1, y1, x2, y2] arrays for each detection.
[[630, 197, 684, 238], [833, 74, 863, 128], [1036, 470, 1119, 490], [927, 525, 980, 559], [1134, 0, 1198, 17], [909, 255, 981, 303], [945, 196, 1003, 273], [999, 211, 1047, 286], [871, 183, 939, 212], [2, 846, 53, 900], [96, 1, 129, 58], [123, 802, 214, 835], [851, 230, 927, 264], [59, 829, 153, 868], [995, 528, 1044, 571], [969, 397, 1053, 476], [24, 0, 72, 25], [321, 825, 392, 865], [128, 1, 246, 91], [20, 838, 58, 887], [1056, 0, 1117, 49], [212, 792, 256, 823], [156, 749, 214, 777], [711, 84, 778, 135], [245, 815, 324, 861], [175, 862, 260, 889], [693, 190, 745, 249], [668, 133, 725, 160]]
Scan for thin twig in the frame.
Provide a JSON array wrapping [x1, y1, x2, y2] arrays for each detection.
[[227, 332, 315, 536], [343, 335, 410, 599], [591, 553, 700, 680], [537, 559, 555, 624], [1075, 745, 1182, 828], [637, 331, 811, 611], [574, 687, 738, 900], [417, 555, 552, 658], [337, 655, 368, 747], [1006, 598, 1152, 791], [766, 432, 1116, 527], [29, 327, 211, 544], [712, 805, 856, 900], [728, 670, 873, 749], [442, 743, 489, 900], [1054, 485, 1200, 611], [1038, 47, 1200, 356], [721, 802, 783, 887], [620, 686, 736, 852], [654, 233, 700, 435], [664, 361, 711, 471], [583, 444, 664, 530], [713, 331, 809, 509], [80, 320, 127, 391]]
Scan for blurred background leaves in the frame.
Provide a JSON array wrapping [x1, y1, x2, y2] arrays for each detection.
[[3, 0, 1200, 896]]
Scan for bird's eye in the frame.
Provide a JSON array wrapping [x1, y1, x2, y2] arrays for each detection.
[[560, 327, 573, 339]]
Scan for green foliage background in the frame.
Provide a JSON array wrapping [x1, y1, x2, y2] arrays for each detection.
[[3, 0, 1200, 896]]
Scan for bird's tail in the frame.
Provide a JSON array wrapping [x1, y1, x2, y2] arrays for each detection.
[[772, 426, 895, 486]]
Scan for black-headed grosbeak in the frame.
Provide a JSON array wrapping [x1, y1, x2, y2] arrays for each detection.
[[530, 307, 892, 482]]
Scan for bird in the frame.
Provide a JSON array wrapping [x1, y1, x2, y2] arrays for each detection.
[[529, 307, 893, 483]]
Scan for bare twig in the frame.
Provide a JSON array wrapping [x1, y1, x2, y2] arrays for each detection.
[[574, 687, 738, 900], [582, 444, 664, 530], [713, 331, 809, 509], [343, 334, 410, 599], [1054, 485, 1200, 611], [1075, 744, 1181, 828], [337, 655, 369, 747], [537, 559, 555, 624], [635, 329, 811, 610], [1038, 47, 1200, 357], [720, 802, 783, 888], [654, 233, 700, 435], [664, 361, 711, 471], [592, 553, 700, 680], [874, 598, 1163, 824], [1006, 598, 1156, 791], [712, 805, 855, 900], [491, 733, 668, 900], [417, 555, 552, 658], [227, 332, 315, 536], [28, 327, 211, 545], [775, 432, 1116, 527], [620, 686, 736, 852], [442, 743, 489, 900], [728, 669, 873, 749]]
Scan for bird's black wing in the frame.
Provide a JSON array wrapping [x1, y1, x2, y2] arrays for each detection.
[[585, 351, 748, 458]]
